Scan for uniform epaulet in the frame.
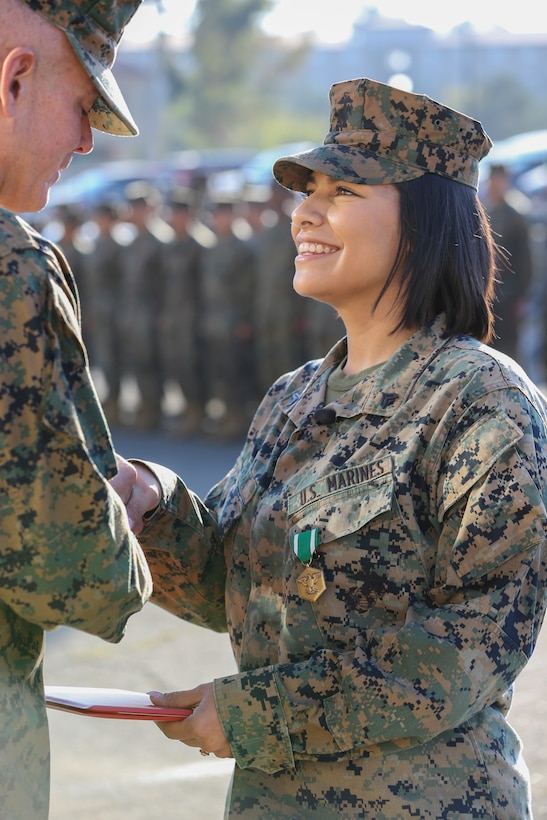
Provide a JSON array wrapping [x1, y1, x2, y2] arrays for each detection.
[[0, 209, 53, 259]]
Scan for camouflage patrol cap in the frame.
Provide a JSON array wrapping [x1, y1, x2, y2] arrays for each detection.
[[273, 78, 492, 191], [20, 0, 141, 136]]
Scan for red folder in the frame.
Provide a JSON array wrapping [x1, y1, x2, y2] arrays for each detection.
[[45, 685, 192, 721]]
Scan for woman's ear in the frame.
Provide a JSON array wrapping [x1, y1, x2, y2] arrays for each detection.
[[0, 47, 36, 116]]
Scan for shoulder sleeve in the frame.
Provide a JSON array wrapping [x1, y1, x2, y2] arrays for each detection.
[[0, 232, 151, 637]]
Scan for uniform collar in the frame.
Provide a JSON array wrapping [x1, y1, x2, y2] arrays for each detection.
[[286, 315, 456, 426]]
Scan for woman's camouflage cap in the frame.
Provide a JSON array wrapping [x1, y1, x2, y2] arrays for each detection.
[[20, 0, 141, 136], [273, 77, 492, 191]]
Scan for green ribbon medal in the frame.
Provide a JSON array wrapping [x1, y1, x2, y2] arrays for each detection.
[[292, 528, 320, 563], [292, 528, 326, 602]]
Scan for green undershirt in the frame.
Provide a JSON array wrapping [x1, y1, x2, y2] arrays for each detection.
[[325, 358, 384, 404]]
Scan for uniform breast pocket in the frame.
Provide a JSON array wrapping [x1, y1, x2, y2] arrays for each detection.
[[286, 457, 422, 646], [288, 457, 395, 544]]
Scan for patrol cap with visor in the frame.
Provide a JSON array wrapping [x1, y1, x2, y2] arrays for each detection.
[[273, 78, 492, 192], [18, 0, 140, 136]]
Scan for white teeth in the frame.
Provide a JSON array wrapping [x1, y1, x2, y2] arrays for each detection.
[[298, 242, 337, 254]]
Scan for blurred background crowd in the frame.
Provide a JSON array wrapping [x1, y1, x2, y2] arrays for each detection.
[[24, 0, 547, 440], [25, 142, 547, 440], [33, 166, 344, 439]]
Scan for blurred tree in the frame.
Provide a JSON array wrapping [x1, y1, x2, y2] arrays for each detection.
[[447, 75, 547, 141], [164, 0, 272, 148], [145, 1, 547, 156], [161, 0, 317, 151]]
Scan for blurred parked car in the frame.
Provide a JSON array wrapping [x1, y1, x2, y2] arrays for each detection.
[[45, 159, 167, 213], [479, 130, 547, 193], [206, 142, 314, 200], [160, 148, 257, 200]]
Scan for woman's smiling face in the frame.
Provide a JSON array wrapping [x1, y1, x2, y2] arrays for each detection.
[[290, 172, 403, 319]]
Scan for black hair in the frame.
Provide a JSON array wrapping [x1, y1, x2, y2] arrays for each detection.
[[379, 174, 498, 342]]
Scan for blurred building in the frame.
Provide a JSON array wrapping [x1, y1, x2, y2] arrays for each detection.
[[110, 10, 547, 162], [318, 11, 547, 100]]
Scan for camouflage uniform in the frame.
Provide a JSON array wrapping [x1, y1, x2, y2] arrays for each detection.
[[117, 219, 169, 428], [56, 210, 95, 359], [200, 223, 257, 435], [482, 167, 534, 364], [85, 207, 125, 420], [159, 227, 207, 430], [139, 314, 546, 818], [0, 210, 152, 819], [253, 210, 309, 395]]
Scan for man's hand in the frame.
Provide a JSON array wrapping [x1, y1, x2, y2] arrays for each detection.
[[111, 454, 162, 534]]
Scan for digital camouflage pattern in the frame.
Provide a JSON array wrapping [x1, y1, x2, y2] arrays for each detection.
[[0, 208, 152, 819], [21, 0, 141, 135], [273, 77, 492, 191], [140, 315, 547, 818]]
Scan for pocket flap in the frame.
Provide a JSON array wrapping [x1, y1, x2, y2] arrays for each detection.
[[288, 456, 394, 543]]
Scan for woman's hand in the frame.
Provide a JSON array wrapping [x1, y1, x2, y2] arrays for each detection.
[[149, 684, 233, 759], [110, 454, 162, 534]]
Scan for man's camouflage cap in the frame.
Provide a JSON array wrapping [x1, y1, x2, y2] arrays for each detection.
[[273, 77, 492, 191], [20, 0, 141, 136]]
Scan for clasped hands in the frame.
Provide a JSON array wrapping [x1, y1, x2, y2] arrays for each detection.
[[110, 454, 161, 534], [110, 454, 232, 759]]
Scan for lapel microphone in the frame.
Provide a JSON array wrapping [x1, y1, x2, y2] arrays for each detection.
[[313, 407, 337, 425]]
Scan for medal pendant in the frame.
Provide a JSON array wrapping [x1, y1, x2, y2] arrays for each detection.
[[296, 565, 326, 602]]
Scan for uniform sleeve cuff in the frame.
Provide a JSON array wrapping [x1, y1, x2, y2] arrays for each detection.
[[127, 460, 179, 519], [213, 668, 295, 773]]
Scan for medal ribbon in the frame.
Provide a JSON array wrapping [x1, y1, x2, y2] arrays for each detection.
[[292, 528, 320, 564]]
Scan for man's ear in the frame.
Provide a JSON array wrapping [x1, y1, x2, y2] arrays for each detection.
[[0, 47, 36, 116]]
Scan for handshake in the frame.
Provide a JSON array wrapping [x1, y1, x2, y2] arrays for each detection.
[[110, 455, 162, 535]]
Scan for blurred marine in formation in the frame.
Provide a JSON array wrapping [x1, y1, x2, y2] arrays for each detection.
[[159, 187, 213, 435], [200, 198, 257, 439], [85, 201, 125, 423], [482, 163, 533, 365], [116, 181, 172, 429]]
